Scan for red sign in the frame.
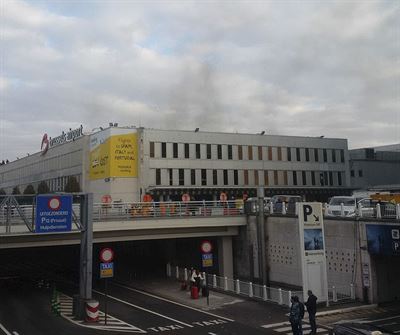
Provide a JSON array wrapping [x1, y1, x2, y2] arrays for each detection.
[[200, 240, 213, 254], [100, 248, 114, 263], [143, 194, 153, 202], [182, 193, 190, 202], [220, 192, 227, 202], [41, 133, 49, 156], [101, 195, 112, 204]]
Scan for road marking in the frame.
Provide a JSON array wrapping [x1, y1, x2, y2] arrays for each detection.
[[262, 321, 291, 329], [93, 289, 194, 328], [113, 282, 234, 322], [0, 323, 13, 335], [12, 332, 19, 335], [367, 315, 400, 322]]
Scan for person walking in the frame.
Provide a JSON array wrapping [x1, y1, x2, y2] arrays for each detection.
[[289, 296, 301, 335], [305, 290, 317, 335]]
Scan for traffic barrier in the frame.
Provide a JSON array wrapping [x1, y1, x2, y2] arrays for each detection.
[[51, 289, 60, 315], [85, 300, 99, 322]]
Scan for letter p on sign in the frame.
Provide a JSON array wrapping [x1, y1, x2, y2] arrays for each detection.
[[303, 204, 313, 222]]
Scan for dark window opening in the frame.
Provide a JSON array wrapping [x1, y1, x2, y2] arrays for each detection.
[[162, 142, 167, 158], [179, 169, 184, 186], [224, 170, 228, 185], [244, 170, 248, 185], [196, 144, 201, 159], [305, 148, 310, 162], [323, 149, 327, 162], [228, 145, 232, 160], [156, 169, 161, 185], [302, 171, 307, 185], [248, 146, 253, 160], [338, 172, 342, 186], [358, 170, 363, 177], [201, 169, 207, 185], [258, 146, 262, 160], [207, 144, 212, 159], [150, 142, 155, 158], [238, 145, 243, 160], [191, 169, 196, 185], [350, 170, 355, 177], [296, 148, 301, 161], [254, 170, 259, 185], [234, 170, 238, 185], [332, 150, 336, 163], [287, 147, 292, 161], [213, 170, 218, 185], [340, 149, 345, 163], [293, 171, 297, 186], [217, 145, 222, 159], [169, 169, 173, 186], [314, 148, 319, 162], [311, 171, 316, 186], [173, 143, 178, 158], [185, 143, 189, 158]]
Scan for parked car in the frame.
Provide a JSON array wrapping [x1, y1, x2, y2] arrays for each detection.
[[330, 322, 391, 335], [270, 195, 302, 214], [326, 196, 363, 217], [244, 197, 271, 214]]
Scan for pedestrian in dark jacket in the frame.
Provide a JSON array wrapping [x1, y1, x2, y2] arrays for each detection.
[[289, 296, 301, 335], [305, 290, 317, 335]]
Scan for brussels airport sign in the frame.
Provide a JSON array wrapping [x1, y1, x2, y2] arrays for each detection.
[[41, 125, 83, 155]]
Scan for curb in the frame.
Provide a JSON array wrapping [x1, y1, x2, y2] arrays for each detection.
[[315, 304, 378, 317]]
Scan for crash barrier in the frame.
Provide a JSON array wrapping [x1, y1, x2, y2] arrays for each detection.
[[166, 264, 356, 307], [51, 289, 61, 316], [85, 300, 99, 322]]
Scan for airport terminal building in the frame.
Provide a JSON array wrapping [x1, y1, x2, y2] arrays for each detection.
[[0, 125, 351, 203]]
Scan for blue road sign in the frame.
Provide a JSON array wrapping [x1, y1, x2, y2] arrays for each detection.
[[35, 195, 73, 233], [202, 253, 213, 267], [100, 262, 114, 278]]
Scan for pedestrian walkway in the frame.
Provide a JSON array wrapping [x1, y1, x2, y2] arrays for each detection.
[[59, 293, 146, 333], [261, 320, 331, 335]]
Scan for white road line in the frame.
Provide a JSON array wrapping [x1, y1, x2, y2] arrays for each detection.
[[393, 331, 400, 334], [262, 321, 291, 328], [113, 282, 235, 322], [93, 289, 194, 328], [367, 315, 400, 322], [275, 326, 293, 332], [0, 323, 12, 335], [12, 332, 19, 335]]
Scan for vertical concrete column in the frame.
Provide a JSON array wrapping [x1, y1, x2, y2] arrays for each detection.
[[218, 236, 234, 279]]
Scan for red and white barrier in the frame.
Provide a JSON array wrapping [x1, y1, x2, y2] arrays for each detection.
[[85, 300, 99, 322]]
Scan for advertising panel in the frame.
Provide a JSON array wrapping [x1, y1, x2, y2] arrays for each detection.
[[366, 224, 400, 256], [89, 129, 138, 180]]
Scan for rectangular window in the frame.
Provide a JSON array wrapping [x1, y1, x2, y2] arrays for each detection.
[[287, 147, 292, 161], [217, 145, 222, 159], [179, 169, 184, 186], [319, 172, 324, 186], [268, 147, 272, 160], [201, 169, 207, 185], [162, 142, 167, 158], [277, 147, 282, 161], [169, 169, 173, 186], [293, 171, 298, 186], [150, 142, 155, 158], [207, 144, 212, 159], [248, 146, 253, 160], [274, 170, 278, 185], [224, 170, 228, 185], [283, 171, 288, 185], [196, 144, 201, 159], [314, 148, 319, 162], [264, 171, 269, 185], [185, 143, 189, 158], [351, 170, 355, 177], [228, 145, 233, 160], [238, 145, 243, 160], [358, 169, 363, 177], [234, 170, 238, 185], [244, 170, 249, 185], [332, 149, 336, 163], [254, 170, 259, 185], [340, 149, 345, 163], [324, 171, 329, 186], [323, 149, 327, 162], [258, 146, 263, 160], [311, 171, 316, 186], [191, 169, 196, 185], [296, 148, 301, 161], [156, 169, 161, 185], [338, 172, 342, 186], [329, 171, 333, 186], [173, 143, 178, 158], [305, 148, 310, 162], [213, 170, 218, 185], [302, 171, 307, 185]]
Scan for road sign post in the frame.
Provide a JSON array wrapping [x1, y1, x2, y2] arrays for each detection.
[[100, 248, 114, 325]]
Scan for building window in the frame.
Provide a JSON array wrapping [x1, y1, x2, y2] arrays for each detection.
[[283, 171, 288, 185], [264, 170, 269, 185], [248, 146, 253, 160], [287, 147, 291, 161], [350, 170, 355, 177], [150, 142, 155, 158], [213, 170, 218, 185], [169, 169, 173, 186], [293, 171, 297, 186], [173, 143, 178, 158], [254, 170, 259, 185], [324, 171, 328, 186], [358, 169, 363, 177], [302, 171, 307, 185], [238, 145, 243, 160], [338, 172, 342, 186], [244, 170, 249, 185], [311, 171, 316, 186], [332, 149, 336, 163], [207, 144, 212, 159], [224, 170, 228, 185], [191, 169, 196, 185], [185, 143, 189, 158], [228, 145, 232, 160], [268, 147, 272, 160], [305, 148, 309, 162], [340, 149, 345, 163], [156, 169, 161, 185], [314, 148, 319, 162], [196, 144, 201, 159], [162, 142, 167, 158], [277, 147, 282, 161], [323, 149, 327, 162], [178, 169, 184, 185], [201, 169, 207, 185], [319, 172, 324, 186], [258, 146, 262, 160], [234, 170, 238, 185], [217, 145, 222, 159], [329, 171, 333, 186], [296, 148, 301, 161], [274, 170, 278, 185]]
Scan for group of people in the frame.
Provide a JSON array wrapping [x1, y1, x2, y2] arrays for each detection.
[[289, 290, 317, 335], [189, 268, 205, 288]]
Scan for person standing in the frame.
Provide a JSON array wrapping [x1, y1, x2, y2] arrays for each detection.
[[289, 296, 301, 335], [305, 290, 317, 335]]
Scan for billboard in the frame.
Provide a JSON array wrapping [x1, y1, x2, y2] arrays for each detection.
[[366, 224, 400, 256], [89, 129, 138, 180]]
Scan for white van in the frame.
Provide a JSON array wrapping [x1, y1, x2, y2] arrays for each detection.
[[326, 196, 363, 217]]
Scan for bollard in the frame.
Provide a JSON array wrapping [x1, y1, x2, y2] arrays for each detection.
[[396, 204, 400, 220], [376, 204, 381, 219], [270, 202, 274, 214], [212, 274, 217, 288], [263, 285, 268, 301], [340, 203, 345, 217], [175, 266, 179, 279], [333, 286, 337, 302], [295, 202, 299, 216], [288, 290, 292, 306], [85, 300, 99, 323], [358, 203, 363, 217], [249, 282, 253, 298], [184, 268, 188, 281], [224, 277, 228, 291], [350, 283, 355, 300], [278, 288, 283, 305], [236, 279, 240, 294], [282, 202, 286, 215]]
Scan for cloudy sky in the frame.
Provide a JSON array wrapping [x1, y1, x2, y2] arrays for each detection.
[[0, 0, 399, 160]]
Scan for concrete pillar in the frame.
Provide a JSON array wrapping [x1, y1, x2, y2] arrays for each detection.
[[218, 236, 234, 279]]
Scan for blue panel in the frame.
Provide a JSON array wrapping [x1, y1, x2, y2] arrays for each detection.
[[35, 195, 73, 233], [366, 224, 400, 256]]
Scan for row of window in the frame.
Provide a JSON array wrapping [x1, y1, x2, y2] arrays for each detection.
[[149, 142, 345, 163], [153, 169, 344, 187]]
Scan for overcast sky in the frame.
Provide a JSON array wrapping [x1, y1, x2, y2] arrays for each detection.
[[0, 0, 399, 160]]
